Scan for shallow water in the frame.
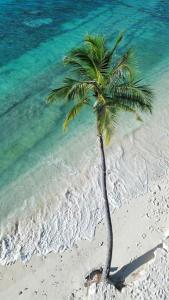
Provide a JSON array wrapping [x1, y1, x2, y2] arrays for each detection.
[[0, 0, 169, 263]]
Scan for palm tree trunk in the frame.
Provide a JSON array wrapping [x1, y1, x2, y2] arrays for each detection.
[[99, 134, 113, 281]]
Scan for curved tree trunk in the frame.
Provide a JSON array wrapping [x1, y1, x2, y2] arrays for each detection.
[[99, 134, 113, 281]]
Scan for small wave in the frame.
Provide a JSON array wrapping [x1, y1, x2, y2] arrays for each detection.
[[24, 18, 53, 28]]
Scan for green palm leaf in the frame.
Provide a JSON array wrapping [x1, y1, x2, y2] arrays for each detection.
[[96, 32, 124, 74], [85, 34, 106, 61], [106, 101, 143, 122], [111, 48, 136, 80], [48, 86, 71, 103], [109, 80, 153, 113], [110, 31, 124, 57], [63, 100, 86, 130]]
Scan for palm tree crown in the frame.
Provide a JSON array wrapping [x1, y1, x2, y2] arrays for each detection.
[[48, 33, 153, 143]]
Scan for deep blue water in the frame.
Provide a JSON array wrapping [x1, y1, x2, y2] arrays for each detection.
[[0, 0, 169, 220]]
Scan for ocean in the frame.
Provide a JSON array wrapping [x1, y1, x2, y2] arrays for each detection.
[[0, 0, 169, 264]]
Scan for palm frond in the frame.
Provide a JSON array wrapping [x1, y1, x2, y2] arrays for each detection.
[[104, 127, 111, 145], [65, 47, 96, 70], [85, 34, 124, 75], [64, 48, 101, 81], [105, 101, 143, 122], [96, 104, 117, 144], [111, 48, 136, 81], [109, 32, 124, 57], [85, 34, 106, 61], [47, 86, 71, 103], [97, 106, 108, 134], [104, 106, 117, 145], [109, 80, 153, 113], [64, 56, 89, 76], [97, 32, 124, 73], [47, 78, 93, 104], [63, 78, 93, 101], [84, 33, 124, 75], [63, 100, 86, 130]]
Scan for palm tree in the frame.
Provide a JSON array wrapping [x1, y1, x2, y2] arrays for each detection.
[[48, 33, 153, 282]]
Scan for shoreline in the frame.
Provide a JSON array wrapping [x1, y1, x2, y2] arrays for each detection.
[[0, 63, 169, 266]]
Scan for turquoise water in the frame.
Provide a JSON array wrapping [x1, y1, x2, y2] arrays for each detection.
[[0, 0, 169, 221]]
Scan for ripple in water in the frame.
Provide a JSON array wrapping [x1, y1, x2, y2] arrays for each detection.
[[23, 18, 53, 28]]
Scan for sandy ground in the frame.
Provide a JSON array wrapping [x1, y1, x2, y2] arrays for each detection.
[[0, 173, 168, 300]]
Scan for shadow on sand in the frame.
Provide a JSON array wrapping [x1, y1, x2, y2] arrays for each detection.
[[110, 243, 163, 290]]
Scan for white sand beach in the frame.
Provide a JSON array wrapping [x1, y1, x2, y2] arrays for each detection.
[[0, 175, 168, 299], [0, 66, 169, 299]]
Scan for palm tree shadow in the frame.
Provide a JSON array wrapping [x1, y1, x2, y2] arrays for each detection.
[[109, 243, 163, 291]]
